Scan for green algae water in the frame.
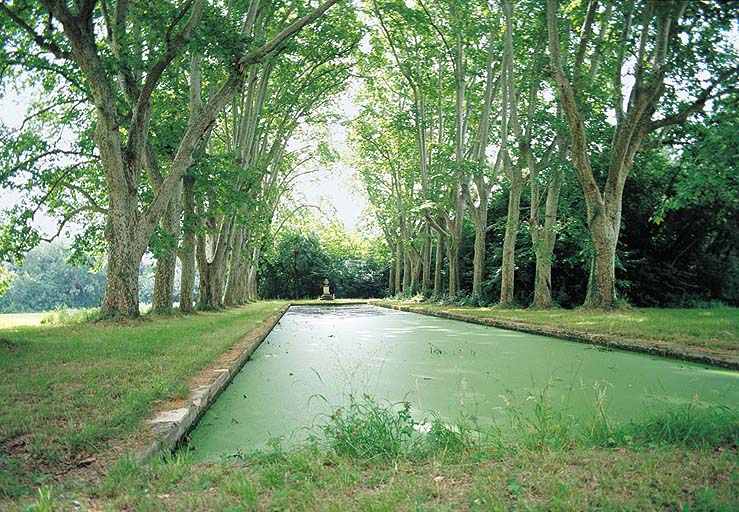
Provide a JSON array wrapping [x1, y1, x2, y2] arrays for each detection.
[[186, 305, 739, 460]]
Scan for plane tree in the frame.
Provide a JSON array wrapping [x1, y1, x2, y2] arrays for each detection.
[[0, 0, 341, 316], [546, 0, 739, 308]]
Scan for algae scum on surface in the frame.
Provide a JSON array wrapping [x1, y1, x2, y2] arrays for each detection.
[[186, 305, 739, 461]]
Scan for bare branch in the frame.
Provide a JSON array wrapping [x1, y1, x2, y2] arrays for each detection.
[[1, 149, 94, 181], [39, 207, 88, 243], [59, 180, 108, 213], [19, 99, 86, 132], [0, 2, 72, 60]]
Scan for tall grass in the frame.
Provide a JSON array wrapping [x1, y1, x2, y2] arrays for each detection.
[[317, 391, 739, 459], [321, 394, 418, 459], [40, 306, 100, 325]]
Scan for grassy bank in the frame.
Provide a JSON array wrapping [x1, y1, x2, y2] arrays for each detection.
[[20, 395, 739, 511], [375, 302, 739, 355], [96, 444, 739, 511], [2, 302, 738, 510], [0, 302, 287, 502]]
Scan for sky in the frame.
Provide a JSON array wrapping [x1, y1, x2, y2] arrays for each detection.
[[289, 84, 367, 233], [0, 77, 369, 237]]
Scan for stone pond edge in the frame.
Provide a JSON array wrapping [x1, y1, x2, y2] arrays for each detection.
[[136, 301, 370, 463], [370, 301, 739, 371], [136, 304, 290, 464]]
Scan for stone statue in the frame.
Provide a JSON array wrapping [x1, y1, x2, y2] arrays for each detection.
[[320, 278, 334, 300]]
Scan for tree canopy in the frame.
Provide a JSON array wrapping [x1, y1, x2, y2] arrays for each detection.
[[1, 0, 738, 313]]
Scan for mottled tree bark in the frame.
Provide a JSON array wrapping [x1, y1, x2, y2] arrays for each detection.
[[434, 231, 444, 297], [152, 184, 182, 311], [23, 0, 342, 317], [179, 176, 196, 312], [223, 228, 245, 306], [500, 176, 524, 305], [196, 218, 234, 308], [547, 0, 701, 308], [530, 165, 563, 308], [421, 225, 431, 293], [395, 239, 403, 295]]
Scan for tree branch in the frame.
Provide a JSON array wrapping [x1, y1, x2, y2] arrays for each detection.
[[0, 2, 72, 60], [573, 0, 598, 82], [238, 0, 342, 69], [648, 67, 739, 132], [59, 180, 108, 213]]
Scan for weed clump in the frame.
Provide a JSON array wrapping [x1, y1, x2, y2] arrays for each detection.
[[610, 403, 739, 449], [322, 394, 418, 460]]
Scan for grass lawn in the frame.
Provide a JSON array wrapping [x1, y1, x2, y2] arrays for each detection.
[[0, 302, 286, 503], [381, 303, 739, 354], [97, 445, 739, 511], [1, 301, 738, 511]]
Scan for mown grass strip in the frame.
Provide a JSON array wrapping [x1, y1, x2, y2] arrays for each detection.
[[0, 301, 287, 498], [376, 302, 739, 354]]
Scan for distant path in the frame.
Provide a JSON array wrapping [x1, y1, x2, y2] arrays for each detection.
[[0, 312, 46, 328]]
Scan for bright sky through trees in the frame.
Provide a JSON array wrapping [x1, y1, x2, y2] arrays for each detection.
[[0, 85, 368, 234]]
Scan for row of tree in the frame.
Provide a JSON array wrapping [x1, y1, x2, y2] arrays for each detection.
[[1, 0, 357, 316], [351, 0, 738, 308], [2, 0, 737, 314], [0, 221, 389, 312], [260, 220, 388, 300]]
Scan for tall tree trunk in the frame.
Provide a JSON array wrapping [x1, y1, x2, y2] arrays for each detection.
[[223, 228, 243, 306], [546, 0, 696, 308], [470, 199, 489, 299], [196, 218, 233, 308], [395, 239, 403, 295], [402, 248, 411, 293], [41, 0, 342, 317], [247, 261, 258, 300], [388, 265, 395, 296], [179, 176, 196, 312], [531, 169, 562, 308], [434, 231, 444, 296], [388, 243, 396, 296], [585, 206, 619, 307], [446, 226, 461, 297], [500, 176, 524, 305], [421, 224, 431, 293], [101, 206, 140, 316], [410, 252, 420, 295], [152, 182, 183, 311]]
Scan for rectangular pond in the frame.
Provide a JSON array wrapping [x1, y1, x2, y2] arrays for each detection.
[[187, 305, 739, 461]]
